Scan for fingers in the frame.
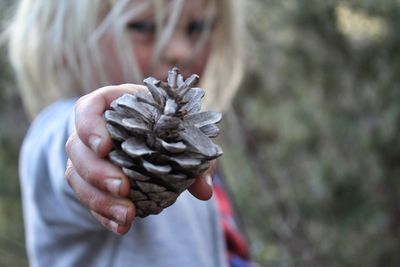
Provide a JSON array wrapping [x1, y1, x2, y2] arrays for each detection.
[[65, 159, 135, 234], [66, 84, 146, 234], [74, 84, 148, 157], [91, 211, 132, 235], [188, 160, 217, 201], [65, 127, 135, 235], [66, 131, 130, 197]]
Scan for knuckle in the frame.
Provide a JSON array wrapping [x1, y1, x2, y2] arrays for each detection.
[[74, 96, 91, 133], [74, 116, 86, 136], [75, 95, 88, 112], [64, 161, 75, 187], [98, 85, 113, 93], [84, 166, 101, 185], [86, 192, 100, 209], [65, 134, 76, 155], [87, 193, 111, 216]]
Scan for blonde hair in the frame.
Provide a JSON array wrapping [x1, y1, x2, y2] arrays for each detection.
[[8, 0, 245, 118]]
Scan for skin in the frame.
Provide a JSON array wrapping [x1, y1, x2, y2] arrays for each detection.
[[103, 0, 212, 83], [65, 0, 216, 235]]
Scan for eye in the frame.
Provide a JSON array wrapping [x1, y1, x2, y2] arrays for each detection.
[[126, 21, 156, 34], [187, 20, 208, 36]]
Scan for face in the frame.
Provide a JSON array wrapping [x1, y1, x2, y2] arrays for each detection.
[[102, 0, 215, 84]]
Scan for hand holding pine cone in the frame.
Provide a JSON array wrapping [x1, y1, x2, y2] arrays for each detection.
[[104, 68, 223, 217]]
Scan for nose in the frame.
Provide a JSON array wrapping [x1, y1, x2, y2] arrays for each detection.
[[162, 32, 192, 68]]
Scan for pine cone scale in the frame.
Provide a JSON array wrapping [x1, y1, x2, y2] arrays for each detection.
[[185, 111, 222, 128], [121, 138, 154, 157]]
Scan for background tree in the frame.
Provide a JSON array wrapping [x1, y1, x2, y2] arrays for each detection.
[[220, 1, 400, 266]]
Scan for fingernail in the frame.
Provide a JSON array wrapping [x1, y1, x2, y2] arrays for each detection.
[[205, 174, 213, 187], [111, 205, 127, 225], [108, 220, 119, 233], [88, 135, 102, 154], [104, 178, 122, 195]]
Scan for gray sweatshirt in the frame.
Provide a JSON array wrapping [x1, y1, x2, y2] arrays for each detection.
[[19, 99, 227, 267]]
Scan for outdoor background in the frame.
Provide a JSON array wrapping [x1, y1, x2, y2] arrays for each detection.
[[1, 1, 400, 266]]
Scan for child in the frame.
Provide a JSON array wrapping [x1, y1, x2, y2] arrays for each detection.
[[8, 0, 249, 266]]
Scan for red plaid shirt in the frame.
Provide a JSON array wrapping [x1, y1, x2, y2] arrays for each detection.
[[213, 173, 251, 267]]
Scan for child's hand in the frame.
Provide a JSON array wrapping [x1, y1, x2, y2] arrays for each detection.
[[65, 84, 213, 235]]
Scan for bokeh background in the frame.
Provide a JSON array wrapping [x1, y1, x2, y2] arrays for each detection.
[[1, 1, 400, 266]]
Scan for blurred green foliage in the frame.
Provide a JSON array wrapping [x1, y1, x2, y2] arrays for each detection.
[[220, 0, 400, 266], [1, 0, 400, 267], [0, 1, 29, 267]]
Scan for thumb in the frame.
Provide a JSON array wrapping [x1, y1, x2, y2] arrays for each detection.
[[188, 160, 217, 200], [188, 173, 213, 201]]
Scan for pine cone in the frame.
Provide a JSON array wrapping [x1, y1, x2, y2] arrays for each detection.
[[104, 68, 223, 217]]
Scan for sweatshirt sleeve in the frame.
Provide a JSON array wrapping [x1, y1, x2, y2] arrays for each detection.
[[19, 99, 117, 267]]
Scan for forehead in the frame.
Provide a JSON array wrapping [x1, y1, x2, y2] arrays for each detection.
[[127, 0, 213, 19]]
